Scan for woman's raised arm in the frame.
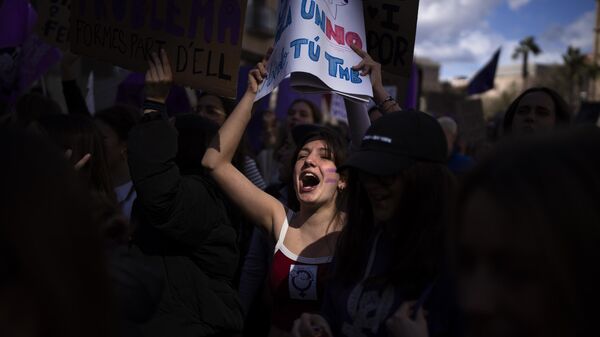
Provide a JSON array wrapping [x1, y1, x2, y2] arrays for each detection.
[[202, 50, 286, 237]]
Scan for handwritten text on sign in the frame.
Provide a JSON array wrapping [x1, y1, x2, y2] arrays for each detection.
[[70, 0, 247, 98], [36, 0, 71, 50], [364, 0, 419, 77], [257, 0, 372, 101]]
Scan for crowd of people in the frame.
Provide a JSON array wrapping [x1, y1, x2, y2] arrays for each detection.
[[2, 40, 600, 337]]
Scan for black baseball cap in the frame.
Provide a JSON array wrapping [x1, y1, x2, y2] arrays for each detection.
[[339, 110, 447, 175]]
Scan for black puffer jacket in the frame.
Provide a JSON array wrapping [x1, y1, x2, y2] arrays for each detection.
[[128, 114, 243, 337]]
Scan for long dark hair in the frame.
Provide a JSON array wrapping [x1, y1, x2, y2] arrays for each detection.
[[455, 126, 600, 337], [503, 87, 571, 134], [0, 128, 116, 337], [94, 105, 141, 142], [37, 114, 115, 203], [335, 162, 456, 293], [288, 127, 348, 221]]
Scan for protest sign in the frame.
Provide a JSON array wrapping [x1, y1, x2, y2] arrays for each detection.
[[256, 0, 373, 103], [330, 92, 346, 122], [364, 0, 419, 77], [35, 0, 71, 50], [0, 0, 33, 49], [69, 0, 247, 98]]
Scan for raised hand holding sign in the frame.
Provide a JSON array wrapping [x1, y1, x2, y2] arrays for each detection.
[[256, 0, 373, 103]]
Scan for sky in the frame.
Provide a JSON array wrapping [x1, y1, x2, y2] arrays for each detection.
[[414, 0, 597, 80]]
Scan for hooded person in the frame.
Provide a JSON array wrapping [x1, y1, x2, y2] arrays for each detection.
[[127, 50, 243, 337]]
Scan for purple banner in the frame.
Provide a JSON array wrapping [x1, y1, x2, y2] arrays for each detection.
[[0, 2, 61, 103], [403, 63, 419, 110], [19, 35, 62, 94], [0, 0, 31, 48]]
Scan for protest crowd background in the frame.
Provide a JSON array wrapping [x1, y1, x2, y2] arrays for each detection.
[[2, 0, 600, 337]]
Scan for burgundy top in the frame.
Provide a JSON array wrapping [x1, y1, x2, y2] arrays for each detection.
[[268, 211, 333, 331]]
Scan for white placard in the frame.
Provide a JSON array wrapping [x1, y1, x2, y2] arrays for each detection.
[[256, 0, 373, 102]]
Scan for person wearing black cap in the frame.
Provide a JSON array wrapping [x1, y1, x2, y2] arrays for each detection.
[[293, 110, 458, 337]]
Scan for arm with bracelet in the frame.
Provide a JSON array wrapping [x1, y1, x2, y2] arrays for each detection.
[[377, 95, 400, 114], [373, 81, 400, 114], [350, 44, 400, 114]]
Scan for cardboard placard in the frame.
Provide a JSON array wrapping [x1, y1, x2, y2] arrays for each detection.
[[35, 0, 71, 50], [69, 0, 247, 98], [364, 0, 419, 77]]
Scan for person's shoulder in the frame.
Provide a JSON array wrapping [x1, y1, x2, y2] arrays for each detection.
[[182, 174, 236, 224], [182, 174, 220, 201]]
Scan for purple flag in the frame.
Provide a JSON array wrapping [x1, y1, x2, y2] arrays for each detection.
[[18, 35, 61, 94], [0, 0, 30, 48], [467, 48, 501, 95], [403, 63, 420, 110], [0, 2, 61, 103]]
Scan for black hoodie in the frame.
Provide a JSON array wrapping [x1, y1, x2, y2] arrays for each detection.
[[128, 114, 243, 337]]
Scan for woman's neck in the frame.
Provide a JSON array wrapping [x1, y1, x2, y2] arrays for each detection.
[[296, 199, 344, 235]]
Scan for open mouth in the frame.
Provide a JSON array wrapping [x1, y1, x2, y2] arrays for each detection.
[[300, 172, 321, 192]]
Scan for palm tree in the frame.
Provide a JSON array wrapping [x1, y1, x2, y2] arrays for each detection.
[[563, 46, 586, 105], [512, 36, 542, 89]]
